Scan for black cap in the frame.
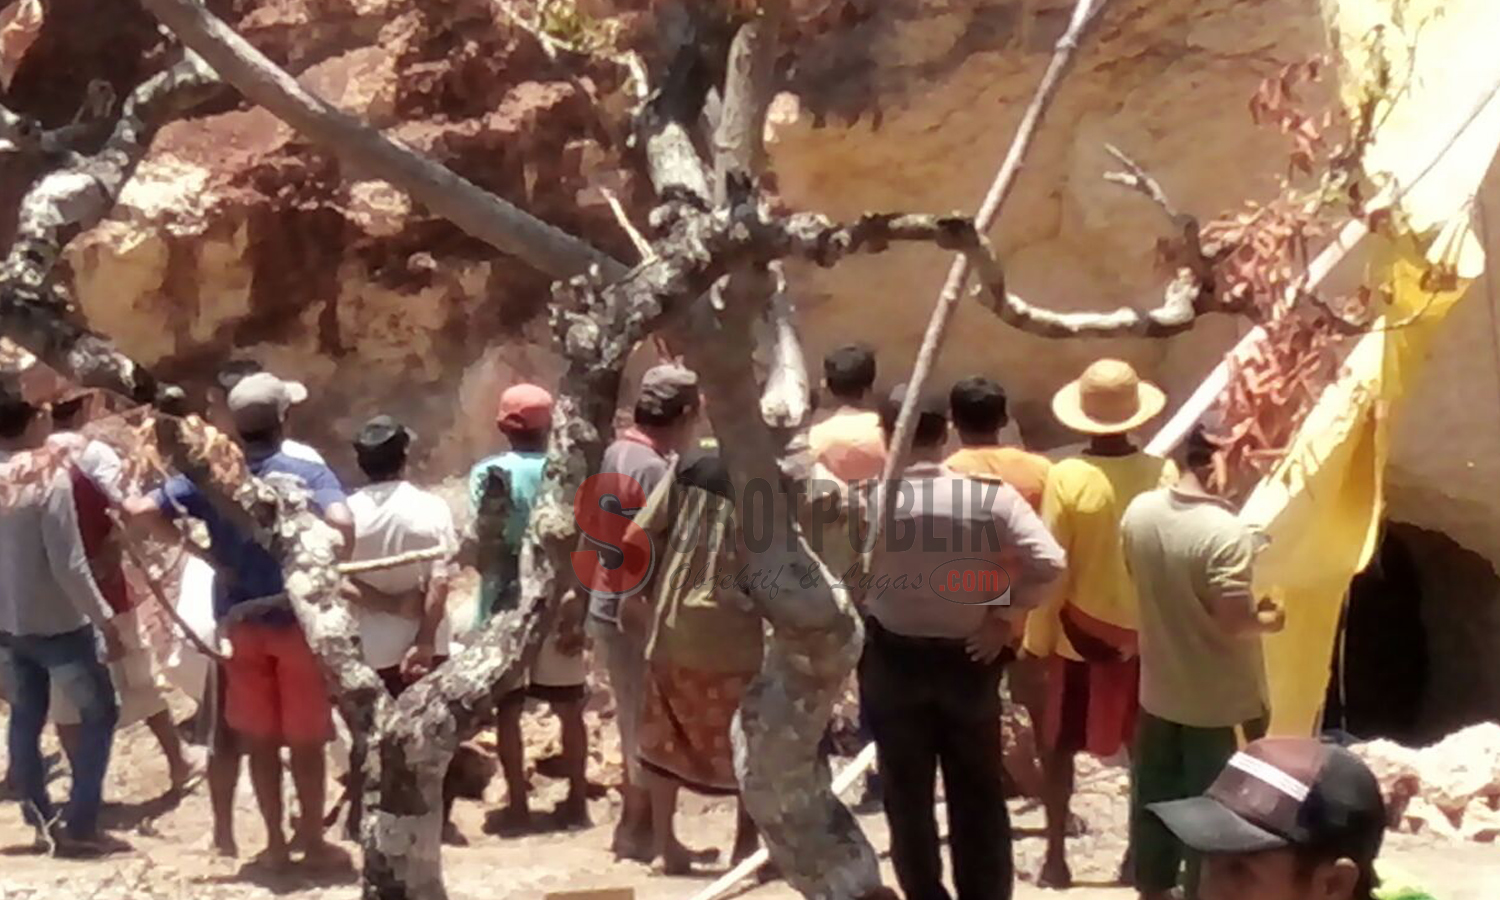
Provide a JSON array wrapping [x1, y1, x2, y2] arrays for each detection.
[[1151, 737, 1386, 862], [353, 414, 415, 452]]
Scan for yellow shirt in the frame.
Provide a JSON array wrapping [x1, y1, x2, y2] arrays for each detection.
[[1024, 452, 1178, 661], [945, 446, 1052, 511]]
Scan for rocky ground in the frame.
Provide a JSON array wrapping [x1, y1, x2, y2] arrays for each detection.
[[1, 679, 1497, 900]]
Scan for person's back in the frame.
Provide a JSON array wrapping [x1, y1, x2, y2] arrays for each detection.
[[945, 375, 1051, 511], [158, 449, 346, 620], [349, 480, 456, 671], [1027, 451, 1174, 658], [1121, 488, 1266, 729], [467, 448, 546, 619], [867, 463, 1063, 640], [0, 448, 114, 637], [810, 343, 886, 483]]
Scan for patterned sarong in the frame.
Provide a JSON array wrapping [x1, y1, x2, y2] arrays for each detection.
[[638, 660, 753, 795]]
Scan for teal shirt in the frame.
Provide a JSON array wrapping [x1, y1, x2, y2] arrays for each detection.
[[468, 451, 546, 625]]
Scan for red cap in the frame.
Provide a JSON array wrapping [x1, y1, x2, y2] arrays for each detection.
[[496, 383, 554, 433]]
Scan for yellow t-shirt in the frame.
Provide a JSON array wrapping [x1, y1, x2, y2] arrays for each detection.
[[1024, 452, 1178, 661], [945, 446, 1052, 512]]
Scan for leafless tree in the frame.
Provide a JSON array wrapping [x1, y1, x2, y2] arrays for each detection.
[[0, 2, 1302, 898]]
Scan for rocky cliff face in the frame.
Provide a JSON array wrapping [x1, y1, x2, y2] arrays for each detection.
[[10, 0, 1335, 476]]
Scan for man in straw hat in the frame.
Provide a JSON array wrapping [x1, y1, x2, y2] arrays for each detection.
[[1028, 358, 1177, 888]]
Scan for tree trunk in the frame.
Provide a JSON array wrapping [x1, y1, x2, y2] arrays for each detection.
[[679, 270, 882, 898]]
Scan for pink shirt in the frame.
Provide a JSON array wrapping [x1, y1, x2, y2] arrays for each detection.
[[808, 407, 887, 483]]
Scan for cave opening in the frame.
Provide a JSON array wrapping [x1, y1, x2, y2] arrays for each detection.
[[1326, 521, 1500, 747]]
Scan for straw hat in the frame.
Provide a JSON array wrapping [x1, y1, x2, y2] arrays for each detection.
[[1051, 358, 1166, 435]]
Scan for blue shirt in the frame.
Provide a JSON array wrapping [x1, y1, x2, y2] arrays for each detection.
[[153, 451, 346, 622], [467, 451, 546, 624]]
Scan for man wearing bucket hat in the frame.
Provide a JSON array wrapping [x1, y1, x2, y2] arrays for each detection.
[[1028, 358, 1178, 888], [1150, 736, 1387, 900], [467, 383, 590, 833]]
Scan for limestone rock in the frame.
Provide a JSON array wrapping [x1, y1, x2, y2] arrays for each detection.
[[1354, 723, 1500, 841]]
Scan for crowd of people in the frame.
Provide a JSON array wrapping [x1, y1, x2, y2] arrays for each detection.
[[0, 345, 1393, 900]]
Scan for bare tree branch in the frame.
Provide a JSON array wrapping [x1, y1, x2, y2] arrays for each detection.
[[0, 52, 222, 404], [633, 7, 717, 203], [774, 211, 1210, 337], [865, 0, 1116, 566], [757, 264, 811, 429], [138, 0, 626, 283], [711, 1, 785, 203]]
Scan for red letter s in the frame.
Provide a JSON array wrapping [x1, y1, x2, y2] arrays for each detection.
[[571, 473, 655, 598]]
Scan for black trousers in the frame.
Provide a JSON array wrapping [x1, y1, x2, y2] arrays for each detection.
[[860, 619, 1011, 900]]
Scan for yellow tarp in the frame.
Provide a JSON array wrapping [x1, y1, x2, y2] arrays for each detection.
[[1239, 0, 1500, 734], [1242, 238, 1469, 734]]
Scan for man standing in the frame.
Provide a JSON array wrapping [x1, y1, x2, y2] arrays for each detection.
[[944, 375, 1052, 801], [468, 383, 589, 832], [863, 385, 1067, 900], [125, 373, 354, 871], [1122, 426, 1284, 900], [1028, 358, 1176, 888], [0, 387, 124, 855], [47, 392, 194, 793], [1151, 737, 1387, 900], [581, 364, 700, 861], [807, 344, 886, 483], [633, 449, 764, 874], [174, 361, 325, 857], [945, 376, 1050, 510], [344, 415, 463, 843]]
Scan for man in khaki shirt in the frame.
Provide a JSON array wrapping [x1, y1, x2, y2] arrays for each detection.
[[1120, 426, 1285, 900]]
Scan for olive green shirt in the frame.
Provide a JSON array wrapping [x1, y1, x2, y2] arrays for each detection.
[[636, 452, 764, 675], [1121, 487, 1268, 728]]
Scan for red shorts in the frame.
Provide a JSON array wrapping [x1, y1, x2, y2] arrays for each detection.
[[224, 620, 333, 745]]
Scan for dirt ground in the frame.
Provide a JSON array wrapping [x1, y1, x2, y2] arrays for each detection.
[[0, 691, 1495, 900]]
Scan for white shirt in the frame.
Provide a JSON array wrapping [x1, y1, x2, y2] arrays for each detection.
[[45, 434, 124, 502], [348, 480, 456, 670], [281, 439, 325, 464]]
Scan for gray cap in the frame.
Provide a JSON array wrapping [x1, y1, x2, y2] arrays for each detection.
[[637, 364, 699, 419], [227, 372, 309, 433]]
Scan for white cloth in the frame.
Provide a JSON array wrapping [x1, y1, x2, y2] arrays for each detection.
[[47, 433, 124, 502], [163, 554, 218, 700], [348, 481, 456, 670], [280, 439, 325, 464]]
